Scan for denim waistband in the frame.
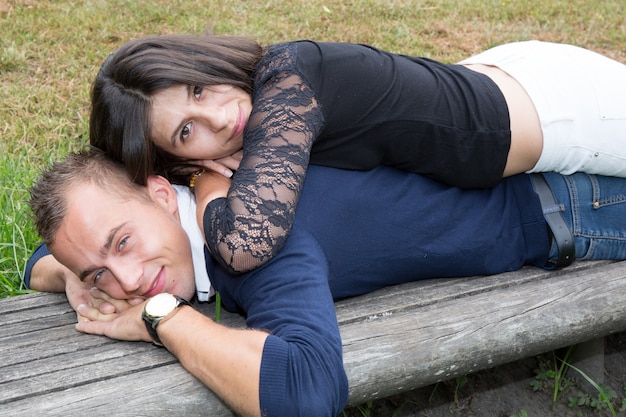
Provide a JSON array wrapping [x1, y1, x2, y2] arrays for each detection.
[[541, 172, 626, 262]]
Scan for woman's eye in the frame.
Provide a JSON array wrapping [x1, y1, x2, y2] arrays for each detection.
[[180, 123, 191, 143], [193, 85, 203, 100]]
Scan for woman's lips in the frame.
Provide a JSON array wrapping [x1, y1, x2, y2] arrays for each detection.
[[229, 105, 246, 141]]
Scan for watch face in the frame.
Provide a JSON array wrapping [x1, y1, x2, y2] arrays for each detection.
[[145, 293, 178, 317]]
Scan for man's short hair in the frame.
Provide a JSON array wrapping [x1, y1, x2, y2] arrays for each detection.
[[29, 148, 149, 246]]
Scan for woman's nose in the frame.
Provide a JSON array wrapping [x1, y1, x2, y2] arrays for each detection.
[[204, 105, 229, 133]]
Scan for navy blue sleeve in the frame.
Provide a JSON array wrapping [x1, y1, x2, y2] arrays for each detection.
[[23, 243, 51, 289], [208, 227, 348, 417]]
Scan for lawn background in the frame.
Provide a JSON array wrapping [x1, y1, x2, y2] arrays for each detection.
[[0, 0, 626, 415], [1, 2, 626, 416], [1, 0, 624, 295]]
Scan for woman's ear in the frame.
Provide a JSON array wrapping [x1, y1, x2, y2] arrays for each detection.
[[146, 175, 178, 215]]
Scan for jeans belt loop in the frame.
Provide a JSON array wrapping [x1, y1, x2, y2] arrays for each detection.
[[529, 174, 575, 269]]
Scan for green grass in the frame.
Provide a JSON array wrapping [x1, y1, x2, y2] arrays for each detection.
[[0, 0, 626, 286], [1, 0, 625, 297], [1, 0, 625, 292]]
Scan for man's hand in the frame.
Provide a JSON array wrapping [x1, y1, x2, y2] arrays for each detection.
[[30, 254, 121, 321], [64, 275, 113, 320], [76, 289, 151, 342]]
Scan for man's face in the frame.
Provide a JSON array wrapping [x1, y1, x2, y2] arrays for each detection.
[[50, 177, 197, 301]]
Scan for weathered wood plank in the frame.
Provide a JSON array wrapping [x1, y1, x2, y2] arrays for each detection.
[[1, 365, 232, 417], [0, 345, 179, 404], [0, 292, 67, 315], [342, 261, 626, 404], [334, 261, 615, 325], [1, 261, 624, 416], [0, 294, 244, 417]]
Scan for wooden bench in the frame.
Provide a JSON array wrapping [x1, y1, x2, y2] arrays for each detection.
[[2, 260, 626, 416]]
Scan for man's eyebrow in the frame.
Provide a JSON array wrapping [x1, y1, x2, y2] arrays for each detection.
[[77, 223, 127, 282]]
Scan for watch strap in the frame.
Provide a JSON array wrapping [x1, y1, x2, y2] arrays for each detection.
[[143, 295, 191, 346]]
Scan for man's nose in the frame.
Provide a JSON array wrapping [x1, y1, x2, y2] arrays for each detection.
[[109, 260, 143, 293]]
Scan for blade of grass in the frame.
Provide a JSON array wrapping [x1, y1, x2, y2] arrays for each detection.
[[558, 358, 618, 417]]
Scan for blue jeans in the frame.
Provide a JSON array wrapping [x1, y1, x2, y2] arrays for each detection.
[[543, 172, 626, 262]]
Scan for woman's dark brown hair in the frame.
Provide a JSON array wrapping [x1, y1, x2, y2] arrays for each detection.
[[89, 34, 263, 185]]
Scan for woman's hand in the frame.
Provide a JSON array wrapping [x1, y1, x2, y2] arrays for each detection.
[[196, 150, 243, 178]]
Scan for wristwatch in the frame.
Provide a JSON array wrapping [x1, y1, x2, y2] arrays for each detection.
[[142, 293, 191, 346]]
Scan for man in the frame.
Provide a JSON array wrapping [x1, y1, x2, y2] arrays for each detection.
[[27, 149, 626, 417]]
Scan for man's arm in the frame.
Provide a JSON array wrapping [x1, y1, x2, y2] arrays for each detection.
[[76, 227, 348, 417], [161, 307, 267, 416], [29, 252, 72, 292], [209, 227, 349, 416], [75, 171, 346, 416], [76, 296, 267, 417]]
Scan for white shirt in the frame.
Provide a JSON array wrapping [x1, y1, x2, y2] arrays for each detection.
[[173, 185, 214, 301]]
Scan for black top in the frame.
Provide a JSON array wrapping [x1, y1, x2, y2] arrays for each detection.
[[205, 41, 512, 273]]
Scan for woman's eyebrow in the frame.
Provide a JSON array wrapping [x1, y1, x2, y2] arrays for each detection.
[[168, 85, 195, 148], [170, 120, 186, 148]]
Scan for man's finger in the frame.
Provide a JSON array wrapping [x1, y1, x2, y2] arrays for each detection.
[[75, 318, 107, 335], [75, 304, 150, 342], [89, 287, 136, 313], [76, 303, 118, 322], [128, 297, 145, 306], [97, 302, 117, 314]]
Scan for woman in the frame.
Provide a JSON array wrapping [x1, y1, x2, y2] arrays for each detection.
[[89, 35, 626, 273]]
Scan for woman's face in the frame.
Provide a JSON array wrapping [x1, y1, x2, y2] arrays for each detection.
[[150, 84, 252, 161]]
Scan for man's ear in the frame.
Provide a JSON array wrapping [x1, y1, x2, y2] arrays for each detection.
[[146, 175, 178, 215]]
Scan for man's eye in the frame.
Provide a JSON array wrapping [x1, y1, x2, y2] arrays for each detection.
[[118, 236, 128, 251], [94, 269, 106, 283], [193, 85, 203, 99]]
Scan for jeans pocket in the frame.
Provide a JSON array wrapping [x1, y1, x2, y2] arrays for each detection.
[[589, 175, 626, 209]]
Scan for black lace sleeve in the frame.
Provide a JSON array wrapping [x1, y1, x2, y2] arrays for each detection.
[[203, 43, 324, 274]]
